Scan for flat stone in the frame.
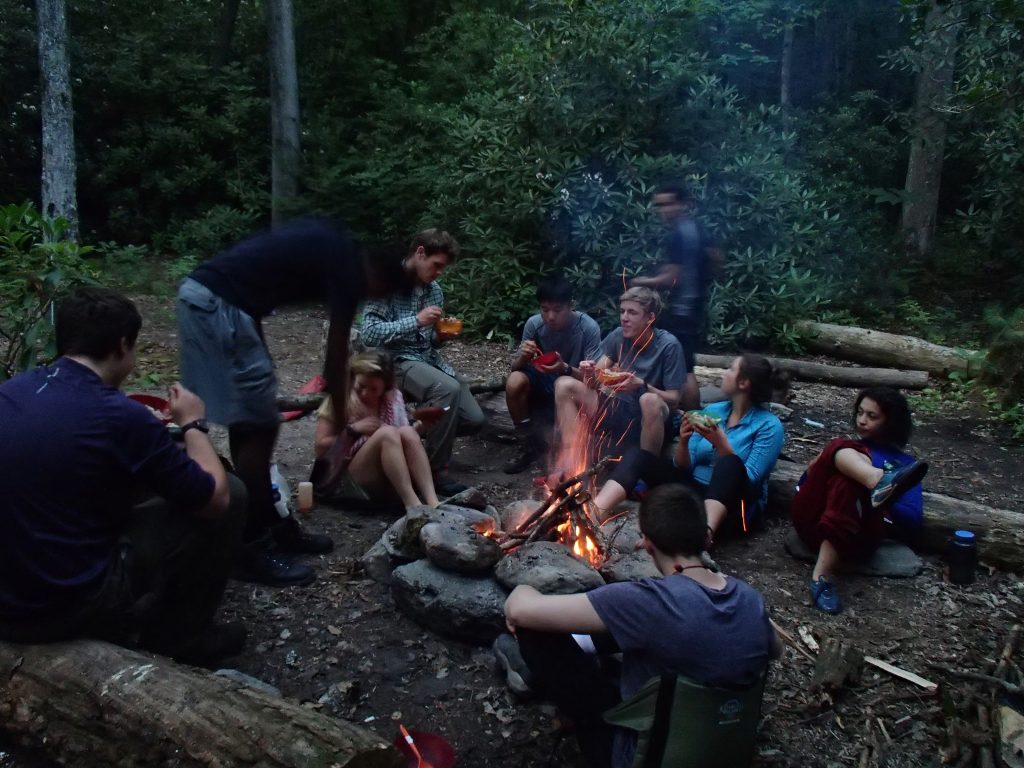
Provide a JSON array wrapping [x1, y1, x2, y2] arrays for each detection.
[[495, 541, 605, 594], [420, 519, 501, 574], [784, 528, 923, 578], [391, 560, 507, 645], [361, 537, 410, 584], [444, 486, 488, 510], [432, 504, 499, 531], [600, 549, 661, 583], [499, 499, 542, 533], [381, 516, 422, 559]]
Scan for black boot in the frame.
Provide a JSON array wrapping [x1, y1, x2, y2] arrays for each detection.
[[235, 540, 315, 587], [273, 515, 334, 554]]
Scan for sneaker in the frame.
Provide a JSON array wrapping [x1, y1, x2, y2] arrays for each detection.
[[273, 515, 334, 555], [809, 576, 843, 614], [173, 622, 247, 668], [235, 545, 316, 587], [493, 633, 534, 695], [503, 446, 538, 475], [871, 460, 929, 508]]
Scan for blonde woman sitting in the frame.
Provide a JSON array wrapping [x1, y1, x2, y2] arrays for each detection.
[[313, 350, 441, 510]]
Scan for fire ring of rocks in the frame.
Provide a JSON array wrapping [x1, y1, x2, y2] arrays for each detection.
[[360, 464, 660, 646]]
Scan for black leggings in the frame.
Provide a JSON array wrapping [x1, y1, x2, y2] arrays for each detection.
[[607, 446, 757, 525]]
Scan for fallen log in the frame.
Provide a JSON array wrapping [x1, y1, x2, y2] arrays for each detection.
[[768, 460, 1024, 572], [275, 378, 507, 414], [0, 639, 400, 768], [695, 353, 930, 390], [795, 321, 984, 377]]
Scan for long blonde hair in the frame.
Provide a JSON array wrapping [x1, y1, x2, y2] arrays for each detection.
[[347, 349, 396, 417]]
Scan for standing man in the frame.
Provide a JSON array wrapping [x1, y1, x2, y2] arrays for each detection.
[[177, 219, 408, 587], [633, 183, 714, 411], [361, 229, 485, 496], [0, 287, 246, 666], [503, 275, 601, 474], [552, 287, 683, 471]]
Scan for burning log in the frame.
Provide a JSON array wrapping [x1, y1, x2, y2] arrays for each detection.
[[513, 455, 618, 535]]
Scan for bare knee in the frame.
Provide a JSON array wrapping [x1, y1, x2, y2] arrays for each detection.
[[639, 392, 667, 421], [506, 371, 530, 397], [398, 425, 421, 443], [377, 425, 401, 444], [554, 376, 583, 402]]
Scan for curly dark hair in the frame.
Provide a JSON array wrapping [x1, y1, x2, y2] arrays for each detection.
[[853, 387, 914, 448]]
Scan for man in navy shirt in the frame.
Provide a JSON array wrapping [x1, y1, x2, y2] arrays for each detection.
[[0, 288, 245, 665]]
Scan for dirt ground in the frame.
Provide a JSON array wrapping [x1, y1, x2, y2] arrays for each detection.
[[5, 300, 1024, 768]]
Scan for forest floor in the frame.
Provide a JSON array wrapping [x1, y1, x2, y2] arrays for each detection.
[[5, 299, 1024, 768]]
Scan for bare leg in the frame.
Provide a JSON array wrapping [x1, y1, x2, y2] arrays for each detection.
[[348, 426, 422, 508], [505, 371, 531, 425], [680, 373, 700, 412], [592, 480, 628, 521], [834, 448, 884, 489], [399, 426, 440, 507], [705, 499, 727, 542], [639, 393, 668, 454], [812, 539, 841, 581], [553, 377, 599, 469]]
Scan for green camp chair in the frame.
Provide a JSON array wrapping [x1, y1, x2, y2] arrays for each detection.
[[604, 672, 767, 768]]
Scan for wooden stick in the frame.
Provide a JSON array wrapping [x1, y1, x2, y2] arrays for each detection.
[[928, 664, 1022, 694], [993, 623, 1022, 681], [770, 619, 817, 664], [863, 656, 938, 692]]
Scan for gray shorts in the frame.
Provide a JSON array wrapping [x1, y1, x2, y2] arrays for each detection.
[[176, 278, 279, 426]]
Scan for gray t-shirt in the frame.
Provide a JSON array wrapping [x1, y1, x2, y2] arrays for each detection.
[[518, 312, 602, 367], [599, 327, 684, 392], [589, 574, 774, 768]]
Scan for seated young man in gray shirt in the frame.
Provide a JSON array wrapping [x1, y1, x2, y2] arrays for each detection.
[[500, 484, 780, 768], [551, 287, 684, 474], [503, 275, 601, 475]]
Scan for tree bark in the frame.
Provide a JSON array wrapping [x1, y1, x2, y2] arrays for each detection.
[[694, 353, 931, 390], [780, 21, 795, 108], [0, 640, 401, 767], [35, 0, 78, 240], [211, 0, 243, 70], [795, 321, 983, 376], [768, 460, 1024, 572], [266, 0, 301, 224], [900, 0, 961, 258]]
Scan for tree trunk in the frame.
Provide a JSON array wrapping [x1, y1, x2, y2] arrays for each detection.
[[780, 21, 795, 108], [0, 640, 401, 767], [795, 321, 983, 376], [768, 460, 1024, 572], [211, 0, 243, 70], [694, 353, 931, 390], [900, 0, 961, 258], [266, 0, 301, 224], [35, 0, 78, 240]]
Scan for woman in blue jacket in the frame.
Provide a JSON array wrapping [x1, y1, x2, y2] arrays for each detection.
[[592, 354, 786, 545]]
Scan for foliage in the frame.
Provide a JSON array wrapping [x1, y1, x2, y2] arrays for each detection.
[[980, 306, 1024, 409], [0, 203, 96, 381]]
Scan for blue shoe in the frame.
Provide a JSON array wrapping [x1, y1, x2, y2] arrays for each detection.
[[809, 577, 843, 614], [871, 460, 929, 508]]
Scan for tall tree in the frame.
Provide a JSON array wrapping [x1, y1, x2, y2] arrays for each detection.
[[266, 0, 300, 223], [900, 0, 961, 258], [211, 0, 243, 70], [36, 0, 78, 240]]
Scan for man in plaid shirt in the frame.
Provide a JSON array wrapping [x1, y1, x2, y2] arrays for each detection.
[[362, 230, 485, 494]]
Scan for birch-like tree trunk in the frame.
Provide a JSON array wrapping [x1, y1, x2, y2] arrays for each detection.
[[900, 0, 961, 258], [266, 0, 301, 224], [36, 0, 78, 241]]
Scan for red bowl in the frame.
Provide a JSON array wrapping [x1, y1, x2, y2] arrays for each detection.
[[392, 729, 456, 768], [532, 351, 560, 370], [128, 393, 172, 424]]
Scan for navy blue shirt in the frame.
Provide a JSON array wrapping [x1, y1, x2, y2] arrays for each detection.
[[0, 359, 215, 620]]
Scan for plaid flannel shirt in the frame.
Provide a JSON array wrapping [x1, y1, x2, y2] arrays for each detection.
[[361, 282, 455, 376]]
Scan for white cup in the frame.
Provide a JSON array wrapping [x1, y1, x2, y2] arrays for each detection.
[[297, 481, 314, 513]]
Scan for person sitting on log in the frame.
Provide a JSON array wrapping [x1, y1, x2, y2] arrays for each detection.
[[0, 287, 247, 666], [590, 354, 786, 546], [311, 350, 444, 510], [503, 275, 602, 475], [551, 286, 684, 474], [791, 386, 928, 615], [496, 483, 781, 768]]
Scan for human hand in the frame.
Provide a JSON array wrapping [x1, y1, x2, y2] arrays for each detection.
[[519, 339, 541, 359], [416, 305, 444, 327], [693, 421, 728, 452], [412, 405, 447, 427], [168, 383, 205, 426], [350, 416, 382, 435], [536, 352, 566, 375], [678, 415, 695, 442], [614, 373, 647, 394]]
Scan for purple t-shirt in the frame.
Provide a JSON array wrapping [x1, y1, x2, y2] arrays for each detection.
[[0, 358, 215, 620], [588, 574, 774, 768]]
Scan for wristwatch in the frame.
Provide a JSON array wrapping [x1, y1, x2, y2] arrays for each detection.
[[180, 418, 210, 435]]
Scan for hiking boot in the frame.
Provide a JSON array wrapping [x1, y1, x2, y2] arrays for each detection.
[[503, 445, 539, 475], [871, 460, 929, 508], [809, 577, 843, 614], [235, 545, 316, 587], [273, 515, 334, 555], [172, 622, 247, 668], [493, 633, 534, 695]]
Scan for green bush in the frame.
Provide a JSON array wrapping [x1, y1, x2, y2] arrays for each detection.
[[0, 203, 97, 381]]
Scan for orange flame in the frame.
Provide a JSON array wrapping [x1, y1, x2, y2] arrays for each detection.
[[740, 500, 748, 534]]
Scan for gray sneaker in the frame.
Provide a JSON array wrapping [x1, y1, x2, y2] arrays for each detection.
[[492, 633, 534, 695], [871, 460, 928, 508]]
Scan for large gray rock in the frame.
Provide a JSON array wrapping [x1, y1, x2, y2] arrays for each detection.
[[360, 537, 410, 585], [420, 519, 501, 574], [495, 541, 605, 594], [431, 504, 498, 531], [600, 550, 661, 583], [500, 499, 542, 533], [443, 486, 488, 510], [381, 516, 422, 560], [390, 560, 507, 645], [784, 528, 924, 578]]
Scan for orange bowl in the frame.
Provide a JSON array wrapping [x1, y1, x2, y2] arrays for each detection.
[[128, 393, 172, 424], [393, 729, 455, 768], [436, 317, 464, 335], [596, 368, 631, 387]]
